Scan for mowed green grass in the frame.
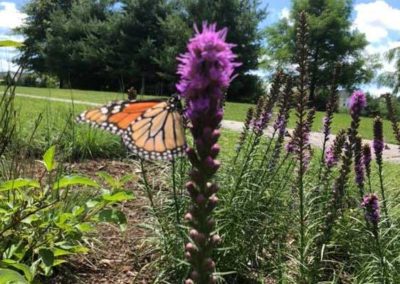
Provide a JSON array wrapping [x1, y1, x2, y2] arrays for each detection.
[[2, 85, 398, 144]]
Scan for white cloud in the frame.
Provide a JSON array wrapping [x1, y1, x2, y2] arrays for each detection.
[[280, 7, 290, 20], [0, 2, 26, 29], [353, 1, 400, 43]]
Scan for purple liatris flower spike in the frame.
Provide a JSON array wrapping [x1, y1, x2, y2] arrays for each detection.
[[361, 193, 380, 226], [373, 116, 384, 163], [348, 90, 367, 116], [363, 143, 372, 170], [325, 147, 337, 168], [177, 23, 239, 284], [322, 116, 331, 137]]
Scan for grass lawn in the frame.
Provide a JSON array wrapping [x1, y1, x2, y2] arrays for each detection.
[[2, 85, 398, 144]]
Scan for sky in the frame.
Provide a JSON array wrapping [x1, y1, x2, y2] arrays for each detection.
[[1, 0, 400, 95]]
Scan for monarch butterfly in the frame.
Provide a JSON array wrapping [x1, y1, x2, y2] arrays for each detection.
[[76, 95, 186, 160]]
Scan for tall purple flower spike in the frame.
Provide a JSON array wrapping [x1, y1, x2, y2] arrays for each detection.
[[361, 193, 380, 226], [348, 90, 367, 116], [177, 23, 239, 284]]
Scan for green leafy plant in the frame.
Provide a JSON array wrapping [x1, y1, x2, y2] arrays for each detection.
[[0, 146, 134, 282]]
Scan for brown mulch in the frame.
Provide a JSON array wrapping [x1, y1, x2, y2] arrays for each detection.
[[47, 159, 160, 284]]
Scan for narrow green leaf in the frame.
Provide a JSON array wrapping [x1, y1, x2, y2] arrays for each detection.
[[38, 248, 54, 267], [102, 191, 134, 202], [0, 179, 40, 192], [53, 176, 98, 189], [97, 172, 118, 188], [0, 268, 27, 283], [43, 146, 56, 172]]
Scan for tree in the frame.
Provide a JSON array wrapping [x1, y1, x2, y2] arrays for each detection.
[[15, 0, 73, 74], [44, 0, 118, 89], [264, 0, 371, 106], [378, 47, 400, 95]]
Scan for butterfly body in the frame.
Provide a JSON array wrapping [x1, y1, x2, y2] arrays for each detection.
[[76, 96, 186, 160]]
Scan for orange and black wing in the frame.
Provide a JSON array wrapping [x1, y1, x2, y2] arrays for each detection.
[[122, 101, 186, 160], [76, 100, 161, 135]]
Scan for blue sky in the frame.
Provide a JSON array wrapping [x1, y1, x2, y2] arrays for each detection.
[[1, 0, 400, 94]]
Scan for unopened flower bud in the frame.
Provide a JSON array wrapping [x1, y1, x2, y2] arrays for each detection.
[[185, 213, 193, 222], [189, 229, 199, 240], [190, 270, 199, 280], [184, 251, 192, 260], [196, 194, 206, 205], [207, 183, 219, 194], [185, 279, 194, 284], [210, 144, 220, 158], [204, 258, 216, 271], [211, 234, 221, 245], [185, 242, 196, 252], [186, 147, 198, 164], [186, 181, 197, 196], [208, 194, 218, 208]]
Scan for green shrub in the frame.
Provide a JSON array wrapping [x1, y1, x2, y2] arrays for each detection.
[[0, 146, 134, 282]]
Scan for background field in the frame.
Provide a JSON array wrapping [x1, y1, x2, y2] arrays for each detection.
[[3, 85, 398, 144]]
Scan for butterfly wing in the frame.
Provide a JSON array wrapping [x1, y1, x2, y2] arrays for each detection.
[[122, 101, 186, 160], [76, 100, 161, 135]]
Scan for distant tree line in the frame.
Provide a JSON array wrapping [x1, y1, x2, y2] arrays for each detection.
[[15, 0, 266, 102]]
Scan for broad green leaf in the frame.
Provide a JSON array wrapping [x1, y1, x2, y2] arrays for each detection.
[[53, 176, 98, 189], [102, 191, 134, 202], [0, 179, 40, 192], [38, 248, 54, 267], [43, 146, 56, 172], [98, 209, 127, 231], [0, 268, 27, 283], [1, 260, 33, 283], [75, 223, 94, 233]]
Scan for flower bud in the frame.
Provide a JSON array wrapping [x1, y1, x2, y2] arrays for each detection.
[[189, 229, 199, 240], [196, 194, 206, 205], [207, 218, 215, 230], [208, 194, 218, 208], [185, 279, 194, 284], [207, 183, 219, 194], [211, 234, 221, 245], [204, 258, 216, 271], [186, 147, 198, 164], [210, 144, 220, 158], [184, 251, 192, 260], [185, 213, 193, 222], [190, 270, 199, 281], [186, 181, 197, 196], [185, 242, 197, 252]]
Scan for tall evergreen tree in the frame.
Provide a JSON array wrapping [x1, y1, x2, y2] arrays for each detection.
[[16, 0, 73, 75], [265, 0, 371, 106]]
